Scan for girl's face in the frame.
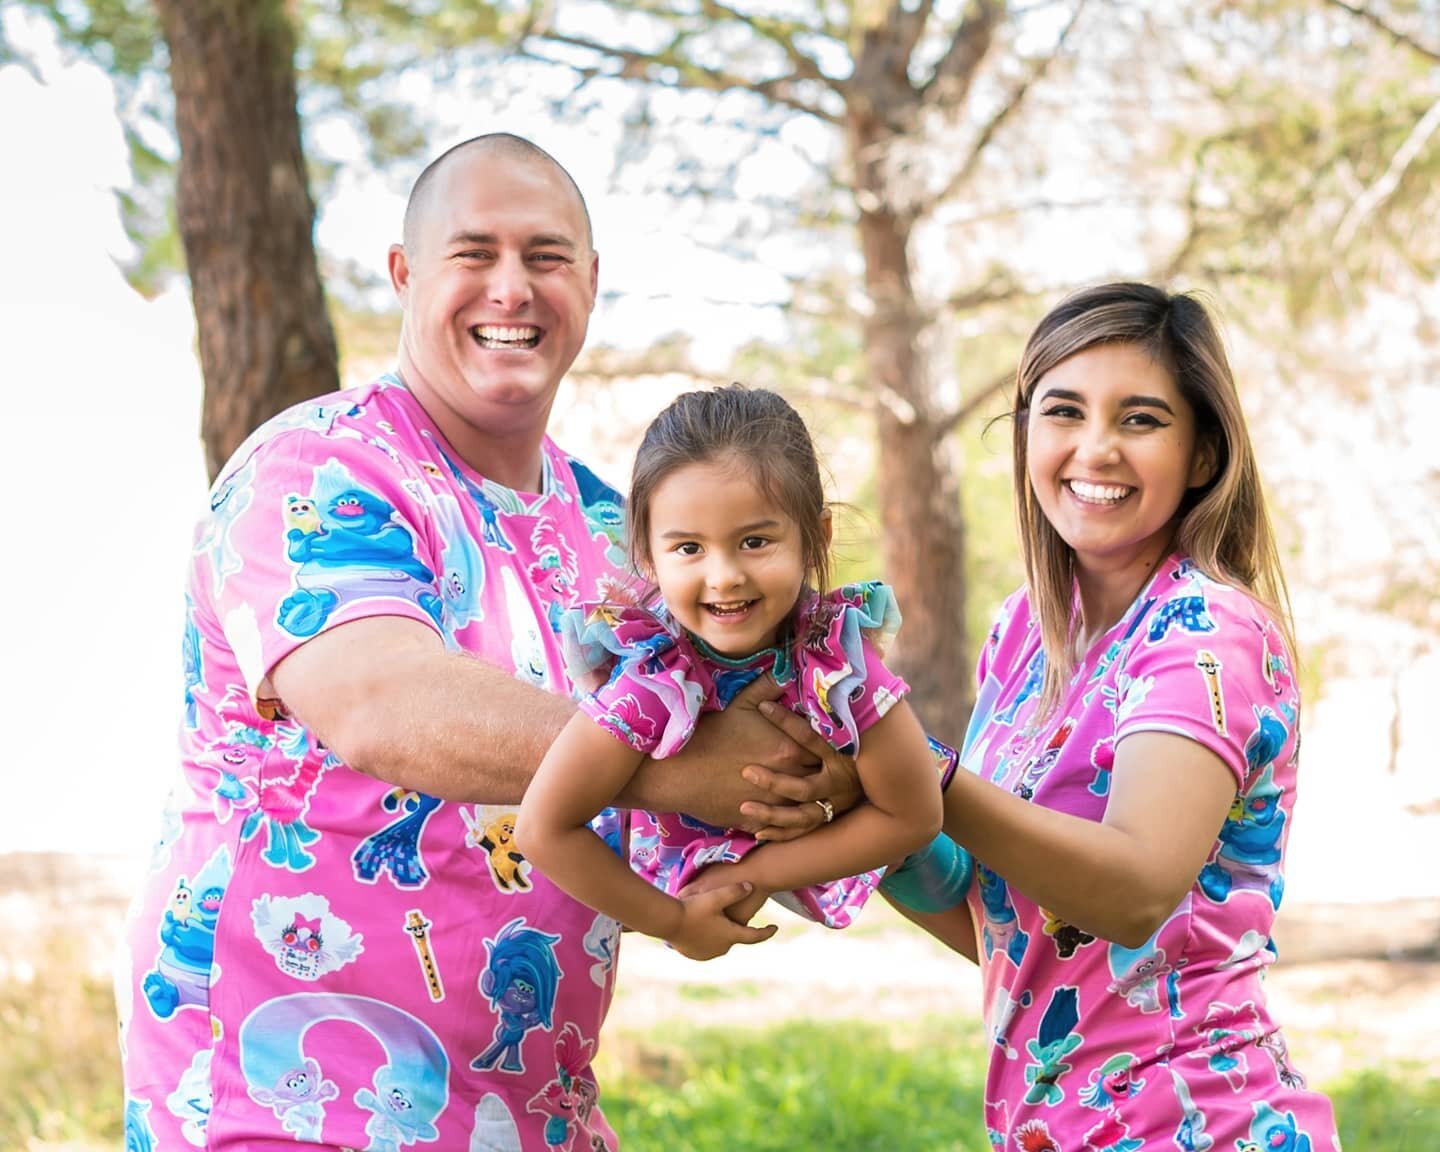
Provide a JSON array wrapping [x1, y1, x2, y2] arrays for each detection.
[[644, 456, 810, 658], [1026, 342, 1212, 579]]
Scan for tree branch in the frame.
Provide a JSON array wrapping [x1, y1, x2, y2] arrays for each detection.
[[1324, 0, 1440, 63], [919, 0, 1089, 216], [1334, 93, 1440, 250]]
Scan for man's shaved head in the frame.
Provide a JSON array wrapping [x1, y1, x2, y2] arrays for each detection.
[[401, 133, 593, 253]]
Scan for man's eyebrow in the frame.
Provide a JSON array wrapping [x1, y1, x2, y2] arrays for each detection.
[[445, 230, 578, 250]]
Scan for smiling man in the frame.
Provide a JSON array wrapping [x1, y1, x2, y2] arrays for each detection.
[[117, 134, 851, 1151]]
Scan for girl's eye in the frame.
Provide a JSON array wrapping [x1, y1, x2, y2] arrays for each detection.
[[674, 542, 701, 556], [740, 536, 770, 550]]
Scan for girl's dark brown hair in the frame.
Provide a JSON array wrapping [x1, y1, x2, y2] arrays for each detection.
[[1012, 281, 1295, 715], [628, 384, 831, 594]]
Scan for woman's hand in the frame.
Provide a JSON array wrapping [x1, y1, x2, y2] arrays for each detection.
[[740, 698, 863, 842]]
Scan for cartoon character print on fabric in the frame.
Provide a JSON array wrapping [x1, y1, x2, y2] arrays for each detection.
[[251, 893, 363, 981], [238, 725, 330, 872], [352, 788, 443, 888], [1240, 1102, 1315, 1152], [1078, 1053, 1145, 1111], [237, 992, 448, 1147], [1022, 985, 1083, 1107], [166, 1047, 213, 1146], [978, 863, 1031, 967], [1081, 598, 1154, 708], [989, 986, 1033, 1061], [194, 452, 256, 601], [1168, 1067, 1214, 1151], [197, 724, 265, 826], [503, 567, 551, 688], [1081, 1111, 1143, 1152], [529, 516, 581, 620], [1106, 918, 1187, 1015], [1012, 1117, 1061, 1150], [1102, 671, 1155, 725], [582, 912, 621, 988], [429, 487, 488, 636], [461, 805, 535, 894], [181, 602, 206, 730], [1041, 907, 1096, 960], [526, 1022, 611, 1151], [125, 1097, 158, 1151], [1198, 707, 1293, 909], [568, 458, 627, 569], [439, 448, 519, 555], [470, 1092, 524, 1150], [1015, 718, 1076, 801], [1145, 592, 1217, 645], [1256, 1029, 1308, 1091], [142, 845, 231, 1020], [996, 647, 1046, 726], [1086, 736, 1115, 799], [402, 909, 446, 1002], [276, 459, 444, 639], [1194, 649, 1228, 736], [1259, 619, 1295, 699], [1186, 999, 1266, 1093], [472, 918, 563, 1074]]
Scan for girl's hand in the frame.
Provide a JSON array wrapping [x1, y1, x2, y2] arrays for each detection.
[[668, 881, 778, 961], [678, 861, 772, 926]]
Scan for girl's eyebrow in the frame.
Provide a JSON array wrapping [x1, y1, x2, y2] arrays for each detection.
[[1037, 387, 1175, 414], [657, 518, 782, 539]]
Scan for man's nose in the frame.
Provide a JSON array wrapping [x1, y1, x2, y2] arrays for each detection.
[[487, 252, 533, 310]]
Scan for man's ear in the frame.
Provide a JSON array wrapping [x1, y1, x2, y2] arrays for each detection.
[[388, 244, 411, 299]]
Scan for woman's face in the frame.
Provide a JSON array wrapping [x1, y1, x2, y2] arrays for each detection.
[[1026, 342, 1211, 576]]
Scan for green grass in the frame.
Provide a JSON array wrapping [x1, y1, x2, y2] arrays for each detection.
[[6, 967, 1438, 1152]]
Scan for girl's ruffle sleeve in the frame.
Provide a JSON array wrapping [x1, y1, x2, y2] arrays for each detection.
[[793, 581, 909, 754], [559, 602, 707, 758]]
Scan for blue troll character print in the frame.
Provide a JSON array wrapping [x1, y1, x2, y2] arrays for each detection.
[[472, 917, 563, 1074], [277, 460, 443, 638], [1022, 985, 1083, 1106], [439, 450, 517, 553], [977, 863, 1030, 966], [1146, 593, 1217, 644], [569, 458, 627, 567], [1199, 706, 1291, 907], [142, 846, 232, 1019], [1241, 1102, 1313, 1152], [352, 788, 443, 888], [124, 1097, 158, 1151], [181, 600, 205, 730], [995, 647, 1046, 725]]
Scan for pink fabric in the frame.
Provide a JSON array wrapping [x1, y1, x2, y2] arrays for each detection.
[[119, 374, 629, 1150], [962, 553, 1339, 1149], [563, 583, 913, 928]]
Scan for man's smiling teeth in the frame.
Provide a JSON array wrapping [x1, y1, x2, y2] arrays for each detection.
[[1068, 479, 1133, 504], [473, 324, 540, 349]]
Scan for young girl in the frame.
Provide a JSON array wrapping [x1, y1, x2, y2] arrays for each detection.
[[892, 283, 1339, 1147], [516, 385, 951, 960]]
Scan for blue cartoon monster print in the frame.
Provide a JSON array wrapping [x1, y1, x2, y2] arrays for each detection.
[[995, 647, 1045, 725], [472, 917, 563, 1074], [352, 788, 443, 888], [142, 846, 232, 1019], [1146, 593, 1217, 644], [977, 863, 1030, 966], [1199, 707, 1291, 908], [569, 458, 627, 566], [1023, 985, 1083, 1106], [124, 1097, 158, 1152], [277, 460, 443, 638], [1241, 1102, 1313, 1152]]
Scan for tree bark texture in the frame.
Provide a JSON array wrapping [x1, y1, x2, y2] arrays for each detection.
[[156, 0, 339, 481], [848, 110, 973, 746]]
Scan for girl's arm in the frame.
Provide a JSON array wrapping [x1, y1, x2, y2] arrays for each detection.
[[514, 714, 777, 960], [700, 699, 943, 899], [884, 896, 979, 964], [943, 730, 1234, 947]]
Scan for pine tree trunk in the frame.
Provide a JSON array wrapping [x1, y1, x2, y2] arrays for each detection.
[[849, 114, 973, 747], [155, 0, 339, 481]]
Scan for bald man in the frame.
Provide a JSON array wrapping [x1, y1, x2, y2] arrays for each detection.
[[118, 134, 851, 1150]]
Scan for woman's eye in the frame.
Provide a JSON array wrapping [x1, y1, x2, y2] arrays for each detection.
[[1123, 412, 1165, 428], [1039, 405, 1081, 419]]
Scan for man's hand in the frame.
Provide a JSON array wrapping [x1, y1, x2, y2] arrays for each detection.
[[741, 698, 862, 842]]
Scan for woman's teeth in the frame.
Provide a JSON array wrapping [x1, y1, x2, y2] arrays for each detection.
[[1068, 480, 1132, 505]]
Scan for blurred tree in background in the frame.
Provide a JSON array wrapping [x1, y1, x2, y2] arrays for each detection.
[[6, 0, 1436, 735]]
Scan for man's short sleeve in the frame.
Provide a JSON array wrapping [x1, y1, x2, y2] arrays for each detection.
[[197, 429, 445, 704]]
